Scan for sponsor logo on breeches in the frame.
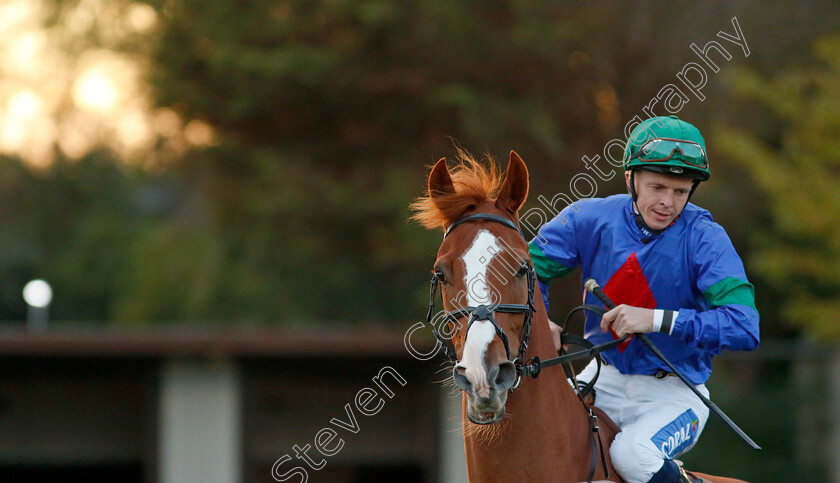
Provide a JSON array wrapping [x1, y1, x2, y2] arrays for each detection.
[[651, 409, 699, 459]]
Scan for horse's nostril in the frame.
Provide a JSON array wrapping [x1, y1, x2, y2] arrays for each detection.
[[453, 366, 472, 391], [491, 361, 517, 391]]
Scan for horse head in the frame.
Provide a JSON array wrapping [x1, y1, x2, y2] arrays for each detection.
[[413, 150, 531, 425]]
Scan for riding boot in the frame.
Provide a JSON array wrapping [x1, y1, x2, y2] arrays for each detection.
[[648, 460, 707, 483], [677, 466, 707, 483], [648, 460, 680, 482]]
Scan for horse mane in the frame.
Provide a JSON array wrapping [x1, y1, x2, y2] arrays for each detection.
[[410, 148, 503, 230]]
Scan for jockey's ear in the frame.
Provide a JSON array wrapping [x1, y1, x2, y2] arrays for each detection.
[[428, 158, 456, 210], [496, 151, 529, 214]]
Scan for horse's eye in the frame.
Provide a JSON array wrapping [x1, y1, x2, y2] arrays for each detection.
[[434, 270, 447, 283], [516, 264, 530, 277]]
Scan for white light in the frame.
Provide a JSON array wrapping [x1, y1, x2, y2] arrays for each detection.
[[8, 91, 42, 120], [73, 71, 118, 112], [23, 279, 52, 308], [127, 3, 157, 32]]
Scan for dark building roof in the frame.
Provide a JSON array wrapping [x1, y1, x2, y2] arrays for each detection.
[[0, 324, 431, 358]]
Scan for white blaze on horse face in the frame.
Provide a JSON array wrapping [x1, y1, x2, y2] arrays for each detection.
[[457, 229, 501, 398], [462, 229, 500, 306]]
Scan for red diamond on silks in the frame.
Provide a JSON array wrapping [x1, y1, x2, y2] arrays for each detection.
[[601, 252, 657, 352]]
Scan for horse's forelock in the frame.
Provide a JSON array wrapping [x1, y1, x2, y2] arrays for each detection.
[[410, 150, 503, 230]]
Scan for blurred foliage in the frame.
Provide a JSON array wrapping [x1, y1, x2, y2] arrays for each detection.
[[140, 0, 639, 323], [0, 152, 166, 322], [4, 0, 840, 327], [717, 34, 840, 341], [682, 354, 829, 482]]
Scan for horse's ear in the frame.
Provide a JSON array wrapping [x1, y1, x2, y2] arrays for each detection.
[[429, 158, 456, 204], [496, 151, 529, 213]]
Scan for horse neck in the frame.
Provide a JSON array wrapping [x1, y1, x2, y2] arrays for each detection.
[[462, 304, 595, 480]]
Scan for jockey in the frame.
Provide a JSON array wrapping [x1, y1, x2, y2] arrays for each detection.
[[529, 116, 760, 483]]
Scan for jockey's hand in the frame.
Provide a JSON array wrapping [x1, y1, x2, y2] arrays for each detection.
[[600, 305, 654, 337], [547, 318, 563, 353]]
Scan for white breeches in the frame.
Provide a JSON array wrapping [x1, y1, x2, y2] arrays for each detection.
[[575, 361, 711, 483]]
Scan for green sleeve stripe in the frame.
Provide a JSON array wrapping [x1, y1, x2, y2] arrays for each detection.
[[703, 276, 758, 312], [529, 242, 573, 283]]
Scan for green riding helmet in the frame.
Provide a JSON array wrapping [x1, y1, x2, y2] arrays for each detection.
[[624, 115, 711, 181]]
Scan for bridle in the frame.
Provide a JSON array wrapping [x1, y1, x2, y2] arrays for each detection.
[[426, 212, 537, 383], [426, 211, 613, 482]]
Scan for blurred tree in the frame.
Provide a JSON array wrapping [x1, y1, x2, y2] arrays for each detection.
[[144, 0, 840, 324], [145, 0, 625, 322], [7, 0, 838, 325], [716, 33, 840, 340]]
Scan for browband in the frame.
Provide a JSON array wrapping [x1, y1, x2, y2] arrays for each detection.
[[444, 213, 524, 239]]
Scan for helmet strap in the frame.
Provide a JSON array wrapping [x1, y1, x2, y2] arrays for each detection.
[[633, 207, 666, 237], [688, 180, 700, 201], [628, 169, 638, 203]]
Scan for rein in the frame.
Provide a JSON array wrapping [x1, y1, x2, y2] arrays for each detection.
[[520, 304, 630, 394]]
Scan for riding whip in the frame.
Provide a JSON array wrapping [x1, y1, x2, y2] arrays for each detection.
[[584, 278, 761, 450]]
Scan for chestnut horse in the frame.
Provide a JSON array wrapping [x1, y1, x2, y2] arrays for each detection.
[[411, 150, 748, 483]]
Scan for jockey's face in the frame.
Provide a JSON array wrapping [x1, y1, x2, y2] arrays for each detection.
[[626, 169, 693, 231]]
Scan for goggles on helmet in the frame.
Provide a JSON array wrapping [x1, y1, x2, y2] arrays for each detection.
[[629, 138, 709, 169]]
